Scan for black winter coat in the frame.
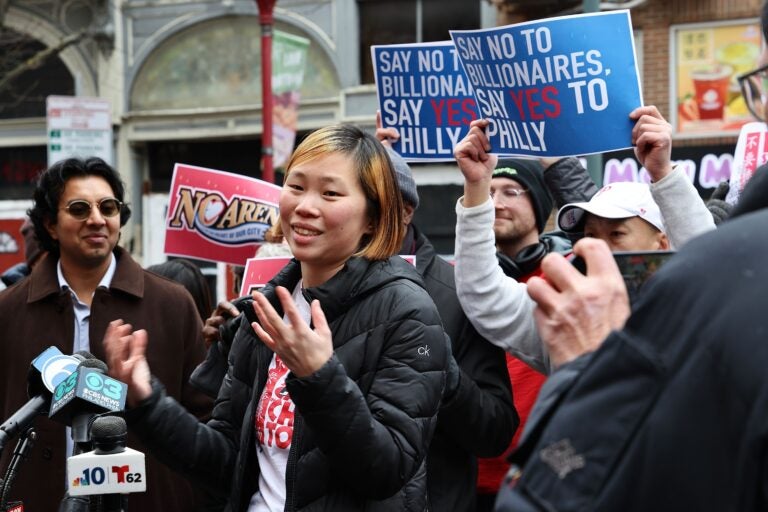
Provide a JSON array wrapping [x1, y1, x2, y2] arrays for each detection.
[[129, 256, 449, 511], [407, 225, 517, 512], [541, 156, 598, 209]]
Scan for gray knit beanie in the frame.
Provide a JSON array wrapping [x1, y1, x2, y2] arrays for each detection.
[[386, 147, 419, 209]]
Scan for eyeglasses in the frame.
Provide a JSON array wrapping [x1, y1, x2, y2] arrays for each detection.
[[738, 63, 768, 121], [61, 198, 123, 220], [492, 188, 529, 200]]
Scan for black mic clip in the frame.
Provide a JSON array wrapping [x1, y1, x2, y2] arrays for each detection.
[[0, 427, 37, 512]]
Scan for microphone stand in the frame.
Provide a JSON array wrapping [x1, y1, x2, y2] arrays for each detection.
[[92, 492, 128, 512], [58, 416, 94, 512], [0, 427, 36, 512], [91, 416, 129, 512]]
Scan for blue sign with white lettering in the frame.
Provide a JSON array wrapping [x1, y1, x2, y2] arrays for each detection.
[[450, 10, 642, 157], [372, 41, 480, 161]]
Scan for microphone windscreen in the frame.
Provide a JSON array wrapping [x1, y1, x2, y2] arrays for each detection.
[[72, 350, 96, 361], [77, 358, 108, 373], [91, 415, 127, 439], [91, 415, 128, 454]]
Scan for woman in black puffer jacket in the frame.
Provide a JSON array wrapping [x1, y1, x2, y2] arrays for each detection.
[[104, 124, 450, 512]]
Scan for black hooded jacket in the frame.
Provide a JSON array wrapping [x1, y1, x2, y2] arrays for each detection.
[[406, 225, 517, 512], [127, 256, 449, 511]]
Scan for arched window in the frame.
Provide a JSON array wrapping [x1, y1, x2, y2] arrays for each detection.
[[130, 16, 339, 111], [0, 28, 75, 119]]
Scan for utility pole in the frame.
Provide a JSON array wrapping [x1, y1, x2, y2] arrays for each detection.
[[256, 0, 277, 183]]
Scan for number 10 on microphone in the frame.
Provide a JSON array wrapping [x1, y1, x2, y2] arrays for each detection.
[[67, 448, 147, 495]]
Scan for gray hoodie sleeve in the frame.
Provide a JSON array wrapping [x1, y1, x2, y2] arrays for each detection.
[[650, 166, 716, 249], [454, 197, 550, 374]]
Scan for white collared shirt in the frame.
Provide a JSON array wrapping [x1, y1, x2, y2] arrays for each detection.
[[56, 253, 117, 354], [57, 253, 117, 460]]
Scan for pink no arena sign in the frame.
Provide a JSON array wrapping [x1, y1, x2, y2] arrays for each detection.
[[165, 163, 283, 265]]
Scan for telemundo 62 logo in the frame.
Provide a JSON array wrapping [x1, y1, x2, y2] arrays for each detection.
[[68, 448, 147, 495]]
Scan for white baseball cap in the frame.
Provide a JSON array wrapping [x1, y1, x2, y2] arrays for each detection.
[[557, 182, 666, 234]]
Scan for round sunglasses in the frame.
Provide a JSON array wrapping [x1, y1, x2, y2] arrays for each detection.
[[61, 198, 123, 220]]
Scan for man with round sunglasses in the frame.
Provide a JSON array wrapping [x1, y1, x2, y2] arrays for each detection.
[[0, 157, 212, 511]]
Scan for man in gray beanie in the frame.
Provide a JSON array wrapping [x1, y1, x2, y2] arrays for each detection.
[[377, 122, 516, 512], [389, 147, 420, 212]]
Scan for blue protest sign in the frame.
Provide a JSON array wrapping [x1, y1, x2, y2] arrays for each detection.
[[372, 41, 480, 161], [450, 10, 643, 157]]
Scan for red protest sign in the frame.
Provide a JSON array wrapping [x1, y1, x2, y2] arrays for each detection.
[[240, 256, 293, 296], [165, 163, 282, 265]]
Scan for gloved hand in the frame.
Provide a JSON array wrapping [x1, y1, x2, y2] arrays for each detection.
[[706, 181, 732, 226]]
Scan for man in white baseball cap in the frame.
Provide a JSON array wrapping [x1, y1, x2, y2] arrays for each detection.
[[557, 181, 669, 252]]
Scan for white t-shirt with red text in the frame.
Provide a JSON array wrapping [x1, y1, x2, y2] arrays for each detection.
[[248, 282, 311, 512]]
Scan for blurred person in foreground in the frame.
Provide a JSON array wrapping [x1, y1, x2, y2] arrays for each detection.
[[0, 157, 211, 511], [103, 124, 450, 511], [494, 163, 768, 511]]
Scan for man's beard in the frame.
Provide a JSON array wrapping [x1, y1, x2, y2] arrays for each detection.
[[493, 220, 530, 245]]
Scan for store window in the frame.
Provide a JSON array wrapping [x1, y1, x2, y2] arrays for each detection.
[[358, 0, 481, 84], [147, 139, 264, 192], [0, 146, 47, 199]]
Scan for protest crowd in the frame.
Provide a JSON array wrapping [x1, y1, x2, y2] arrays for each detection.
[[1, 2, 768, 512]]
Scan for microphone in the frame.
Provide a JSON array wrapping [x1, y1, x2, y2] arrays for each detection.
[[66, 416, 146, 502], [0, 347, 84, 453], [49, 358, 127, 452], [0, 396, 47, 455], [30, 347, 85, 394]]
